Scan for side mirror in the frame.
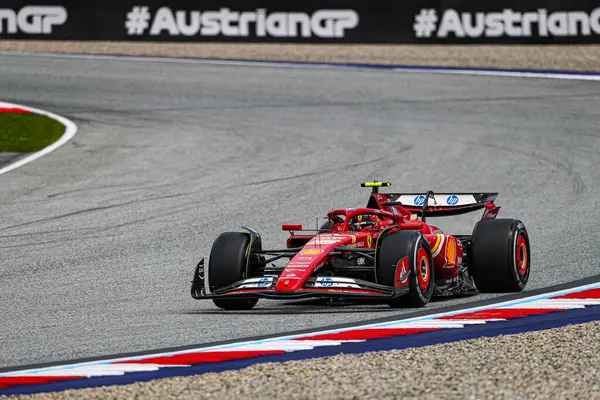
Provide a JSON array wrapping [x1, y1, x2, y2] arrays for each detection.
[[282, 224, 303, 231]]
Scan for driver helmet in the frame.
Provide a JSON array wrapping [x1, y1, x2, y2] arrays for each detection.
[[349, 214, 378, 231]]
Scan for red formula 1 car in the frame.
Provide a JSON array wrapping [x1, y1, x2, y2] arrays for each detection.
[[191, 182, 530, 310]]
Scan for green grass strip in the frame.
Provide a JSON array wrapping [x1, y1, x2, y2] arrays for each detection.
[[0, 113, 65, 152]]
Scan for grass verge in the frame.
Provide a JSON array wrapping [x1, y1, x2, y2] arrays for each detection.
[[0, 112, 65, 152]]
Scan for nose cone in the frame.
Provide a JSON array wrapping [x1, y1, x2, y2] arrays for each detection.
[[276, 247, 325, 291], [275, 234, 359, 292]]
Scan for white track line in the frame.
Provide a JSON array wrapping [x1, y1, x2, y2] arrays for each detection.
[[1, 50, 600, 82], [0, 101, 78, 175]]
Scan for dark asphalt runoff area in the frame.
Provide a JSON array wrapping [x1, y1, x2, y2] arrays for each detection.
[[0, 53, 599, 369]]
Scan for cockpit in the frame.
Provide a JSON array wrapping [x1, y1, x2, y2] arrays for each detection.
[[326, 208, 397, 232]]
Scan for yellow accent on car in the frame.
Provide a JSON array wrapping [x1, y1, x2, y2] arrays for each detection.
[[302, 248, 323, 255], [431, 234, 442, 255], [361, 181, 391, 188], [446, 236, 456, 266]]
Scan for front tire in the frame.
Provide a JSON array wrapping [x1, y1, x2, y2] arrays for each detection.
[[208, 232, 259, 310], [470, 219, 530, 293], [377, 231, 434, 308]]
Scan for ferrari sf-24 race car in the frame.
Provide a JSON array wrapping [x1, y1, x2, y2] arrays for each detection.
[[191, 182, 530, 310]]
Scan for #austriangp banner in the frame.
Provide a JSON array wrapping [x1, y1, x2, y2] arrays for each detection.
[[0, 0, 599, 43]]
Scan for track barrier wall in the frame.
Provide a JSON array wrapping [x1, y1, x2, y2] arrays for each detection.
[[0, 0, 599, 44]]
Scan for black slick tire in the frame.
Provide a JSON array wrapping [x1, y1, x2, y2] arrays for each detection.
[[377, 231, 434, 308], [208, 232, 258, 310], [470, 219, 530, 293]]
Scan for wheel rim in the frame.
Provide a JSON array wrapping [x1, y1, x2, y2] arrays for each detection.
[[417, 247, 430, 291], [516, 234, 528, 278]]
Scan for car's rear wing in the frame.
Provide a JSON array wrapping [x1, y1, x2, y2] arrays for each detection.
[[379, 192, 499, 218], [360, 182, 499, 220]]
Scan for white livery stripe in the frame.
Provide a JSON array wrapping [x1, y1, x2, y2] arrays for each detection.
[[315, 283, 362, 289], [316, 277, 358, 283], [432, 234, 445, 257]]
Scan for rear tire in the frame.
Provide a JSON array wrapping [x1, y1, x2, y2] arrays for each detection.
[[470, 219, 530, 293], [377, 231, 434, 308], [209, 232, 259, 310]]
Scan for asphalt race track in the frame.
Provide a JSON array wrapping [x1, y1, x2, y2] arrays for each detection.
[[1, 53, 599, 369]]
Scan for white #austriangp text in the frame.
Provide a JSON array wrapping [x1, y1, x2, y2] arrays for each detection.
[[413, 7, 600, 38], [125, 6, 359, 38], [0, 6, 66, 34]]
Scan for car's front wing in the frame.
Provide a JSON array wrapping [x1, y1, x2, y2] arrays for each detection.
[[191, 259, 409, 301]]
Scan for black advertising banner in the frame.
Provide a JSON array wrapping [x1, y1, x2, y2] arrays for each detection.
[[1, 0, 599, 44]]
